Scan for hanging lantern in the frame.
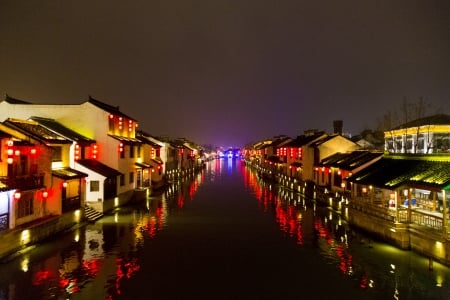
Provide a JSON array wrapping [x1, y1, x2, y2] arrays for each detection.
[[14, 191, 21, 200], [92, 144, 98, 159]]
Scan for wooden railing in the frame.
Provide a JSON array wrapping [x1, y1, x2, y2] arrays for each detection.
[[351, 199, 446, 232], [411, 210, 443, 230]]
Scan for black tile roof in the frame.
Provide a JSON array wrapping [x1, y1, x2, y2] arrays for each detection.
[[87, 96, 136, 121], [151, 158, 164, 165], [3, 94, 32, 104], [30, 117, 96, 145], [319, 150, 384, 170], [136, 131, 162, 148], [3, 119, 72, 144], [271, 136, 292, 147], [76, 159, 123, 178], [52, 168, 88, 180], [135, 162, 152, 168], [283, 132, 326, 147], [0, 128, 12, 138], [393, 114, 450, 130], [346, 156, 450, 191], [108, 134, 141, 144]]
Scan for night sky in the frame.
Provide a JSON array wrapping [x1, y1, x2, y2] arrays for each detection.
[[1, 1, 449, 147]]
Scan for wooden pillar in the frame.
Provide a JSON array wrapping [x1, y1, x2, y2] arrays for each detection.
[[407, 188, 412, 223], [433, 192, 437, 211], [370, 186, 374, 205], [395, 190, 400, 222], [442, 190, 448, 239]]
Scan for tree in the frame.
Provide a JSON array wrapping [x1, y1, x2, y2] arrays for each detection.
[[376, 97, 431, 153]]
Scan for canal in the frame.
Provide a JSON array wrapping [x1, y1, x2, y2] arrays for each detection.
[[1, 158, 450, 299]]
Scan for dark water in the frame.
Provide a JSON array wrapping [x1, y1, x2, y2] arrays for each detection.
[[1, 158, 450, 300]]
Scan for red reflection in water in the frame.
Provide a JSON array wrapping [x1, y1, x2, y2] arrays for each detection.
[[189, 181, 196, 199], [59, 278, 69, 289], [177, 194, 184, 208], [64, 278, 80, 294], [242, 166, 369, 288], [314, 219, 354, 277], [148, 217, 157, 238], [33, 270, 53, 285], [336, 244, 352, 275], [114, 257, 140, 295], [243, 167, 304, 245], [82, 258, 102, 277], [360, 274, 368, 289], [21, 171, 207, 300]]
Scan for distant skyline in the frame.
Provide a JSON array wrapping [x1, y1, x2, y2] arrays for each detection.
[[1, 1, 449, 147]]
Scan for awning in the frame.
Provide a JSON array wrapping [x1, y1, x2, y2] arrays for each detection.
[[52, 168, 88, 180], [135, 162, 152, 168], [151, 158, 164, 164], [108, 134, 141, 145], [76, 159, 123, 178]]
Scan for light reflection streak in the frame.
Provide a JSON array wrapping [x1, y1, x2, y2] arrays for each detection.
[[242, 165, 375, 290], [11, 167, 206, 300]]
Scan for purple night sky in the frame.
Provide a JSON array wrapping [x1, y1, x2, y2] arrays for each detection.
[[1, 1, 449, 147]]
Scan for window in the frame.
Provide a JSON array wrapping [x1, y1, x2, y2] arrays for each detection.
[[129, 172, 134, 184], [90, 180, 100, 192], [17, 193, 33, 218], [130, 145, 135, 158], [120, 174, 125, 186], [108, 115, 115, 133], [120, 145, 125, 158], [19, 155, 28, 176], [52, 146, 62, 162]]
